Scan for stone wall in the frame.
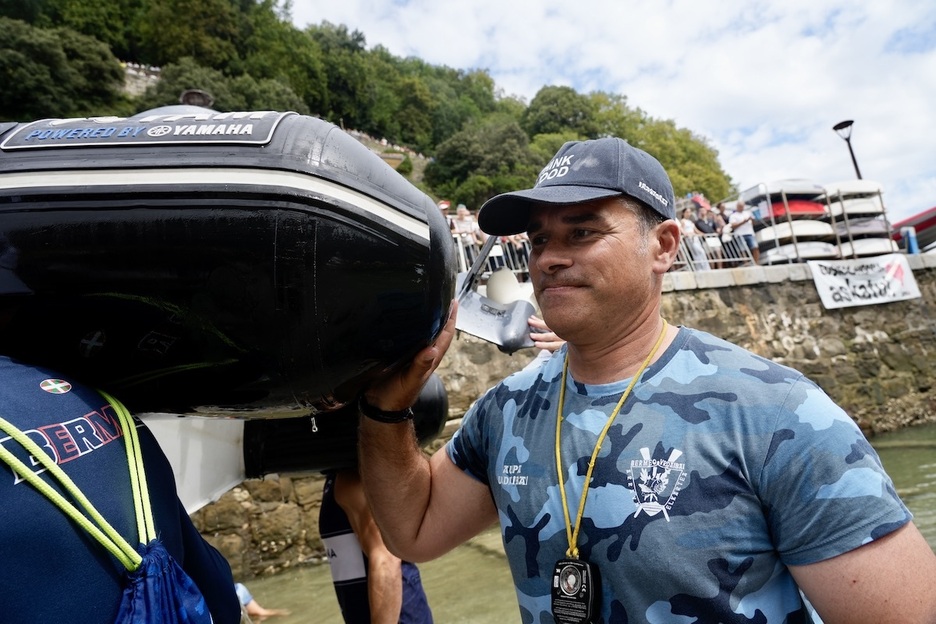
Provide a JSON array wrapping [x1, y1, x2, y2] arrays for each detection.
[[194, 262, 936, 579]]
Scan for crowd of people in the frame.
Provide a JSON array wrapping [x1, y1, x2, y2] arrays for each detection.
[[444, 195, 765, 276], [443, 200, 531, 276], [676, 199, 762, 269]]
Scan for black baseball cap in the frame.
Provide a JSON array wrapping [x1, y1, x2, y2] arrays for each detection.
[[477, 137, 676, 236]]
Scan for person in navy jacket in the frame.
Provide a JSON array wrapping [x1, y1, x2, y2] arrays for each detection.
[[0, 354, 241, 624]]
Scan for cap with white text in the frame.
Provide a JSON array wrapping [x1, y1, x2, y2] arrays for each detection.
[[477, 137, 675, 235]]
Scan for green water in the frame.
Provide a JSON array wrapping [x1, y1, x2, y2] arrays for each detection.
[[868, 421, 936, 550], [241, 422, 936, 622], [241, 527, 517, 622]]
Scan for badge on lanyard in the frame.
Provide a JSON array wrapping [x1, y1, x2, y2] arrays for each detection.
[[551, 558, 600, 624], [550, 320, 669, 624]]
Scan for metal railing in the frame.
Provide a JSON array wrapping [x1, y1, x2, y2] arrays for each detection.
[[454, 231, 755, 278], [453, 235, 531, 280], [672, 233, 755, 271]]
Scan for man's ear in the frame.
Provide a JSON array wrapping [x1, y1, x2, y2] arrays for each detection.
[[652, 219, 681, 273]]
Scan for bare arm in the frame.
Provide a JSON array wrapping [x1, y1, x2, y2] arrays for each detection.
[[789, 521, 936, 623], [358, 302, 498, 562], [334, 470, 402, 624]]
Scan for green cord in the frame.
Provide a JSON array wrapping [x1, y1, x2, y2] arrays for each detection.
[[101, 390, 156, 543], [0, 416, 141, 569], [0, 391, 156, 570]]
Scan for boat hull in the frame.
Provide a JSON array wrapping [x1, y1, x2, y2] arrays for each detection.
[[760, 241, 838, 264], [839, 238, 900, 258], [0, 108, 456, 417], [821, 180, 886, 219], [833, 217, 891, 240], [756, 220, 834, 250], [763, 199, 828, 221], [827, 197, 885, 219]]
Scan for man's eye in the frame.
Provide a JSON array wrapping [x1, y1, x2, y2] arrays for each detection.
[[530, 235, 547, 246], [571, 229, 593, 239]]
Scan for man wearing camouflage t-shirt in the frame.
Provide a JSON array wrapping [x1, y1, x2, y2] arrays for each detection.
[[356, 138, 936, 623]]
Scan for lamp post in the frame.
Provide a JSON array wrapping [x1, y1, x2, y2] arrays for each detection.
[[832, 120, 863, 179]]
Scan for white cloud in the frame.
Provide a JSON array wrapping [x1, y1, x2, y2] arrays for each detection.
[[291, 0, 936, 222]]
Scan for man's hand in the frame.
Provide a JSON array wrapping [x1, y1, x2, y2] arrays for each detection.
[[363, 301, 458, 411], [528, 314, 565, 353]]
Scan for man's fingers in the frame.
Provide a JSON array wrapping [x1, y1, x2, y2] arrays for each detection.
[[364, 301, 458, 410], [422, 301, 458, 366]]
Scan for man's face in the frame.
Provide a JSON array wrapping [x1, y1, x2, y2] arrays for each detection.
[[525, 198, 659, 342]]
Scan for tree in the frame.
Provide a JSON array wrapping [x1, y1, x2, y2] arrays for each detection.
[[521, 85, 599, 139], [239, 0, 327, 114], [453, 174, 495, 211], [396, 75, 435, 152], [56, 0, 142, 60], [136, 0, 240, 68], [135, 57, 235, 111], [0, 8, 738, 200], [588, 91, 644, 142], [57, 25, 129, 115], [229, 74, 309, 114], [134, 56, 307, 114], [307, 21, 371, 127], [424, 76, 476, 148], [424, 67, 497, 146], [632, 118, 734, 201], [425, 114, 541, 205], [494, 94, 527, 122], [458, 69, 497, 115], [528, 131, 583, 166], [365, 46, 404, 141], [0, 17, 127, 121], [0, 0, 44, 23]]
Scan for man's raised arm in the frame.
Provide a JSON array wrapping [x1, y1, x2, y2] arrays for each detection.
[[357, 302, 498, 562]]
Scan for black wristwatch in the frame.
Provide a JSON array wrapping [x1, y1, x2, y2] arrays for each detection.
[[358, 395, 415, 423]]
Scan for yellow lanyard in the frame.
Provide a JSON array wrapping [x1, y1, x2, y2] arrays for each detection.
[[554, 320, 669, 559]]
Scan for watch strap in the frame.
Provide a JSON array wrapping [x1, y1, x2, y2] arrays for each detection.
[[358, 395, 414, 423]]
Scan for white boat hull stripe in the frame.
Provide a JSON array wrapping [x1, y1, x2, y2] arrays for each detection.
[[0, 168, 431, 241]]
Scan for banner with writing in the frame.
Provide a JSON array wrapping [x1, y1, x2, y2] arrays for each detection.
[[807, 254, 921, 309]]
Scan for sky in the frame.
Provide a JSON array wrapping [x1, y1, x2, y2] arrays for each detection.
[[291, 0, 936, 224]]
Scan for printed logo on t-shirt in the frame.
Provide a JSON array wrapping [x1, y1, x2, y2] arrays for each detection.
[[628, 447, 686, 521], [497, 463, 529, 486], [1, 405, 123, 484]]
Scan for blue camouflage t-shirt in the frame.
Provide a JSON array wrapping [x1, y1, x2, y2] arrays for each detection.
[[447, 327, 910, 624]]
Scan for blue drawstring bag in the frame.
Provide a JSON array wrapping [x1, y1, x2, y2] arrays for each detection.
[[0, 391, 213, 624], [115, 541, 211, 623]]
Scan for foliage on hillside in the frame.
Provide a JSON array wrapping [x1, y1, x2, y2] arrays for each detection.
[[0, 2, 735, 205]]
